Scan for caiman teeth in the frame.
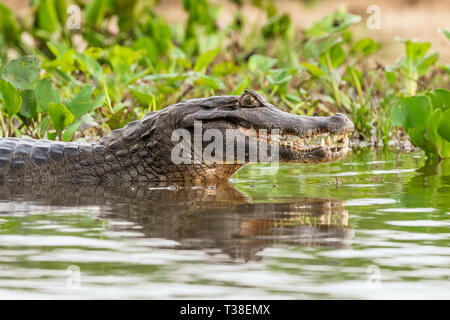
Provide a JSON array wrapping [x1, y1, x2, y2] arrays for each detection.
[[252, 131, 351, 153]]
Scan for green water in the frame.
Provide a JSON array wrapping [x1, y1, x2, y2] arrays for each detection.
[[0, 149, 448, 299]]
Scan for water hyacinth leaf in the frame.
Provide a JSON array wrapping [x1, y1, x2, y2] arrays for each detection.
[[0, 79, 22, 117], [66, 86, 105, 118], [354, 38, 378, 56], [428, 88, 450, 112], [425, 108, 443, 156], [1, 55, 42, 90], [193, 48, 220, 73], [405, 40, 431, 60], [391, 96, 432, 132], [33, 79, 60, 112], [438, 109, 450, 143], [248, 55, 277, 72], [19, 89, 37, 118], [49, 103, 74, 132], [408, 127, 428, 153]]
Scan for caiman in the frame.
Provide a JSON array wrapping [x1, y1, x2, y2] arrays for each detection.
[[0, 90, 354, 183]]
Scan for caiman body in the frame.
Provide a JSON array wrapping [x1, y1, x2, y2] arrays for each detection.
[[0, 90, 354, 183]]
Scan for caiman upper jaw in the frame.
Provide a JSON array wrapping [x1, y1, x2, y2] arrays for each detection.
[[239, 113, 354, 163]]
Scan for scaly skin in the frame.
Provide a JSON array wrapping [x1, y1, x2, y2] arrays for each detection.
[[0, 90, 354, 183]]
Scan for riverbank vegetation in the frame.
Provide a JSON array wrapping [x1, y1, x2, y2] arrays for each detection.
[[0, 0, 449, 158]]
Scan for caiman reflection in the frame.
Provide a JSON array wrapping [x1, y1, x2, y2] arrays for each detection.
[[0, 182, 353, 261]]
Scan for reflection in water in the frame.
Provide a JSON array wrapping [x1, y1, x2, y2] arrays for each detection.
[[0, 182, 352, 262]]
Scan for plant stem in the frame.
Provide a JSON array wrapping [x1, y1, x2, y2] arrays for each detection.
[[102, 75, 114, 114], [326, 51, 341, 108], [0, 111, 7, 137], [351, 68, 365, 106]]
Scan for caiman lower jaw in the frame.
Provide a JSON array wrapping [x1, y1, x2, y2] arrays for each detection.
[[239, 127, 351, 163], [276, 131, 351, 163]]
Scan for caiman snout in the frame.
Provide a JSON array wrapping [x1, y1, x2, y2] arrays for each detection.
[[327, 113, 354, 135]]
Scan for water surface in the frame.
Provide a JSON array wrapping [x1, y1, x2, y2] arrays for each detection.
[[0, 149, 448, 299]]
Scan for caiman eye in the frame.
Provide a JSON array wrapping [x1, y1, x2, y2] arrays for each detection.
[[239, 91, 263, 108]]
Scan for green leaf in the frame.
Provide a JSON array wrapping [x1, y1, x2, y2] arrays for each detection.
[[232, 76, 251, 95], [129, 84, 154, 106], [262, 14, 291, 39], [345, 66, 364, 87], [301, 62, 325, 77], [193, 75, 224, 90], [354, 38, 378, 56], [36, 0, 61, 33], [33, 79, 61, 112], [66, 86, 105, 118], [0, 79, 22, 117], [306, 11, 361, 37], [1, 55, 42, 90], [49, 103, 74, 133], [193, 48, 220, 73], [248, 55, 277, 72], [320, 43, 346, 68], [438, 109, 450, 142], [428, 88, 450, 112], [303, 36, 342, 59], [425, 108, 443, 156], [408, 127, 427, 152], [62, 117, 83, 142], [212, 61, 239, 76], [267, 69, 292, 87], [439, 28, 450, 40], [19, 89, 37, 118], [133, 37, 158, 65], [416, 52, 439, 76], [84, 0, 108, 29], [74, 53, 104, 83], [405, 40, 431, 60], [0, 3, 21, 46], [391, 96, 433, 132]]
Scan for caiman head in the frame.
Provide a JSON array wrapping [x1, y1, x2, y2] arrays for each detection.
[[100, 90, 354, 181]]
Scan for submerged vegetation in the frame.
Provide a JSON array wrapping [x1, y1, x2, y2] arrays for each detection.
[[0, 0, 449, 157]]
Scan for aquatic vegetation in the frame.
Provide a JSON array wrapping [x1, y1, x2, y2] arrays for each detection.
[[391, 88, 450, 159], [0, 0, 448, 149]]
